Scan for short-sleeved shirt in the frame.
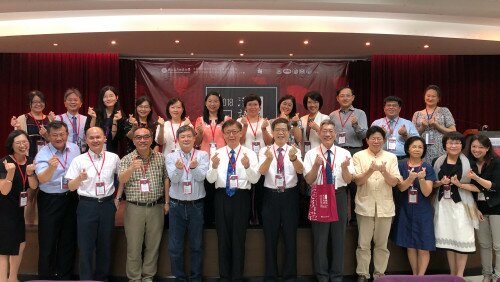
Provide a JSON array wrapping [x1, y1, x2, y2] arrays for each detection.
[[371, 117, 419, 157], [195, 117, 229, 156], [303, 144, 355, 188], [65, 150, 120, 198], [119, 150, 167, 203], [155, 120, 190, 156], [353, 148, 403, 217], [300, 112, 330, 151], [35, 142, 81, 194], [329, 106, 368, 148], [237, 117, 267, 154]]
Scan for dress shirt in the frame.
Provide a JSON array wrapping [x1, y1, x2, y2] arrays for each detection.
[[65, 150, 120, 198], [155, 121, 192, 157], [303, 144, 355, 188], [352, 149, 402, 217], [300, 112, 330, 151], [35, 142, 81, 194], [237, 117, 266, 153], [206, 145, 260, 189], [119, 150, 167, 203], [329, 106, 368, 148], [371, 116, 419, 157], [258, 144, 303, 189], [56, 112, 88, 144], [166, 149, 209, 201]]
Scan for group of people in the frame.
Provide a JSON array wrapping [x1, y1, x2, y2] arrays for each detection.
[[0, 84, 498, 282]]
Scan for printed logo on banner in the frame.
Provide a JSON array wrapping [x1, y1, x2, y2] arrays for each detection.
[[257, 68, 263, 74], [283, 69, 292, 74], [276, 69, 282, 74]]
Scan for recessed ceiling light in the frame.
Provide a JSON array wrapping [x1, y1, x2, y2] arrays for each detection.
[[190, 52, 194, 56], [239, 40, 244, 44], [303, 40, 309, 45], [111, 40, 116, 45], [174, 40, 180, 44], [289, 53, 294, 57], [365, 42, 371, 46], [53, 43, 58, 46], [424, 44, 430, 48], [240, 53, 244, 56]]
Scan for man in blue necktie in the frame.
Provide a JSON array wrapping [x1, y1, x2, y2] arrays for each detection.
[[206, 119, 260, 282]]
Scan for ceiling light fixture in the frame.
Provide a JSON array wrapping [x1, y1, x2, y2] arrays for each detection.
[[174, 40, 180, 44], [303, 40, 309, 45], [289, 53, 294, 57], [190, 52, 194, 56], [238, 40, 244, 44], [365, 42, 371, 46], [111, 40, 116, 45], [53, 43, 58, 46], [240, 53, 244, 56], [424, 44, 430, 48]]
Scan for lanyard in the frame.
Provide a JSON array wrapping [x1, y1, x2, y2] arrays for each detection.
[[28, 112, 46, 130], [319, 145, 336, 175], [338, 111, 354, 128], [209, 120, 218, 142], [226, 146, 242, 173], [246, 116, 260, 139], [179, 149, 196, 180], [139, 153, 152, 177], [425, 108, 436, 120], [48, 146, 69, 170], [272, 145, 288, 173], [87, 151, 106, 180], [9, 155, 27, 189], [170, 121, 180, 145], [65, 113, 80, 137], [384, 117, 400, 135]]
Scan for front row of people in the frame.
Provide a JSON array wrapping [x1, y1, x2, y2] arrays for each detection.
[[0, 119, 499, 282]]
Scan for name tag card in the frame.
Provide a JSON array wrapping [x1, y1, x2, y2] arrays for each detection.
[[338, 132, 346, 145], [408, 187, 418, 204], [443, 184, 451, 199], [304, 141, 311, 153], [478, 192, 486, 201], [19, 191, 28, 207], [210, 142, 217, 157], [61, 178, 69, 190], [140, 178, 150, 193], [424, 131, 435, 145], [229, 175, 238, 189], [252, 141, 261, 154], [183, 181, 192, 194], [275, 174, 285, 191], [387, 137, 397, 151], [95, 181, 106, 196]]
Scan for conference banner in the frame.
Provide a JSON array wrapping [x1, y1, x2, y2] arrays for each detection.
[[136, 60, 348, 120]]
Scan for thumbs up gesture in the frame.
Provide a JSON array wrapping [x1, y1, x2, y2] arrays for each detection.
[[241, 153, 250, 169], [26, 161, 37, 175], [11, 116, 21, 129], [288, 144, 298, 159], [88, 107, 96, 118], [78, 169, 88, 181], [417, 167, 427, 180], [128, 114, 138, 127], [3, 159, 15, 174], [398, 124, 408, 136]]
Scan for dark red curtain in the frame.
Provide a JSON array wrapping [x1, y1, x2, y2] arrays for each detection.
[[0, 53, 119, 155], [370, 55, 500, 133], [347, 60, 371, 119]]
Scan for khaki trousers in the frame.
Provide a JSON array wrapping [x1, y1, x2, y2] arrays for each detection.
[[355, 214, 393, 279], [124, 203, 164, 282], [477, 214, 500, 280]]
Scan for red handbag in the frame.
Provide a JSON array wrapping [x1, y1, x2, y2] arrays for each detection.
[[308, 169, 338, 222]]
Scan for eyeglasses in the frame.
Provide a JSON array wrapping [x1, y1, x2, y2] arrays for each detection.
[[273, 128, 288, 133], [49, 133, 67, 138], [446, 141, 462, 147], [14, 140, 29, 146], [134, 135, 152, 141], [224, 130, 240, 136], [368, 137, 384, 142]]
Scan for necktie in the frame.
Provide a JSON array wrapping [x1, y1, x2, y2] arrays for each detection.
[[277, 147, 284, 174], [226, 149, 236, 197], [71, 116, 78, 144], [326, 149, 333, 184]]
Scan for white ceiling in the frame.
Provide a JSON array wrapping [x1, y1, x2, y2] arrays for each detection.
[[1, 0, 499, 59]]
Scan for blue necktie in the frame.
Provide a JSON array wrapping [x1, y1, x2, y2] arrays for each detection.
[[326, 149, 333, 184], [226, 149, 236, 197], [71, 116, 78, 144]]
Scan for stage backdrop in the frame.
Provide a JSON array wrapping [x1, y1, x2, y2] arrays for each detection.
[[135, 60, 348, 121]]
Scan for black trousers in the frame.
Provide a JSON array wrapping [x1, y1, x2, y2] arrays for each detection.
[[262, 187, 299, 282], [77, 198, 116, 281], [311, 188, 348, 282], [214, 188, 251, 282], [37, 190, 78, 280]]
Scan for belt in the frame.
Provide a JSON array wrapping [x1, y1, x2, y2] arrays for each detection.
[[264, 187, 297, 193], [40, 190, 73, 197], [341, 146, 362, 149], [79, 195, 113, 203], [127, 197, 165, 207], [170, 198, 204, 205]]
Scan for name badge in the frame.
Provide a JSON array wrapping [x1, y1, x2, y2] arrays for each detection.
[[19, 191, 28, 207], [304, 141, 311, 153], [103, 143, 107, 152], [229, 175, 238, 189], [209, 142, 217, 157], [424, 131, 435, 145], [183, 181, 192, 194], [61, 178, 69, 190], [443, 184, 451, 199], [171, 144, 178, 153], [78, 141, 88, 154], [252, 141, 261, 154], [408, 187, 418, 204], [96, 181, 106, 196], [140, 178, 150, 193], [478, 192, 486, 201], [275, 174, 285, 191], [36, 139, 45, 153], [387, 137, 397, 151], [338, 132, 346, 145]]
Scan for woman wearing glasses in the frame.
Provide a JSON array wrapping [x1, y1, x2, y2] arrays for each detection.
[[0, 130, 38, 282], [124, 96, 159, 154], [433, 131, 480, 277]]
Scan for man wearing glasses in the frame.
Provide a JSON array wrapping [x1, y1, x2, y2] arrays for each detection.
[[117, 127, 169, 282], [34, 121, 80, 280], [206, 119, 260, 282]]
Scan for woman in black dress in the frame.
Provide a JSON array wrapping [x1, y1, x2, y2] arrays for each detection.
[[0, 130, 38, 281]]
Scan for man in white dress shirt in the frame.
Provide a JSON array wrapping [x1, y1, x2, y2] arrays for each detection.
[[66, 127, 120, 281], [206, 119, 260, 282], [303, 119, 355, 282], [258, 118, 304, 281]]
